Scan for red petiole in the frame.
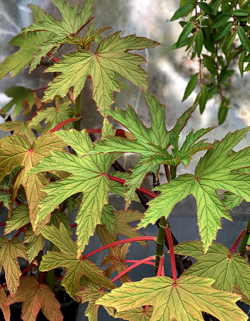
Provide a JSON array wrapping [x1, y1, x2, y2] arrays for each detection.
[[112, 256, 155, 282], [81, 236, 156, 260]]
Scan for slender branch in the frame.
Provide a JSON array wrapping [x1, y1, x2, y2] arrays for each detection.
[[125, 259, 155, 266], [49, 117, 80, 133], [107, 174, 158, 199], [230, 230, 247, 253], [156, 256, 165, 276], [164, 226, 177, 282], [112, 256, 155, 282], [81, 236, 156, 260]]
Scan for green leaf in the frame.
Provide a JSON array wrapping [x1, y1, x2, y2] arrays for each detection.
[[198, 85, 215, 113], [170, 3, 194, 21], [0, 32, 51, 78], [203, 55, 217, 75], [175, 241, 250, 301], [4, 205, 29, 235], [97, 275, 247, 321], [176, 22, 194, 47], [43, 33, 159, 109], [214, 22, 232, 41], [237, 26, 250, 52], [30, 129, 117, 256], [0, 87, 35, 118], [91, 93, 172, 202], [40, 224, 114, 297], [233, 9, 249, 16], [29, 102, 74, 131], [0, 0, 95, 77], [182, 74, 198, 101], [218, 98, 229, 124], [139, 127, 250, 251], [0, 238, 28, 295], [222, 192, 243, 209], [195, 30, 204, 56]]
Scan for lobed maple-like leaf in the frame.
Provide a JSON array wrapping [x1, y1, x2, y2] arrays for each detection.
[[0, 87, 35, 118], [40, 224, 114, 297], [93, 94, 212, 202], [0, 121, 34, 138], [30, 129, 118, 256], [97, 275, 248, 321], [175, 241, 250, 301], [76, 281, 105, 321], [102, 244, 130, 282], [8, 276, 63, 321], [0, 238, 28, 295], [4, 205, 29, 235], [115, 307, 153, 321], [0, 133, 64, 231], [0, 288, 10, 321], [0, 0, 94, 77], [24, 230, 45, 263], [139, 127, 250, 251], [29, 101, 74, 132], [43, 33, 159, 108]]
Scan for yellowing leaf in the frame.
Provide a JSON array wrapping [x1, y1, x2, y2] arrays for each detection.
[[139, 127, 250, 251], [0, 288, 10, 321], [116, 307, 153, 321], [102, 244, 130, 282], [43, 33, 159, 109], [40, 223, 114, 297], [0, 238, 28, 295], [4, 205, 29, 235], [97, 275, 248, 321], [8, 276, 63, 321], [175, 241, 250, 301], [76, 282, 104, 321], [0, 133, 64, 230], [24, 230, 45, 263], [30, 129, 118, 256]]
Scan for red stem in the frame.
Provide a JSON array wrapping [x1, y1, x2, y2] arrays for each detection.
[[81, 236, 156, 260], [230, 230, 247, 253], [164, 226, 177, 282], [107, 174, 158, 199], [125, 259, 155, 266], [157, 256, 165, 276], [112, 256, 155, 282], [49, 117, 79, 133]]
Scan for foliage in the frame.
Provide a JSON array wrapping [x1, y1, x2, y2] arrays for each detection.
[[0, 0, 249, 321]]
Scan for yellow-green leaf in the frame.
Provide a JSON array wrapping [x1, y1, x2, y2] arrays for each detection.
[[97, 275, 247, 321]]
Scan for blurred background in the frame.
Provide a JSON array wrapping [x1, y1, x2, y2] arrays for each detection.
[[0, 0, 249, 320]]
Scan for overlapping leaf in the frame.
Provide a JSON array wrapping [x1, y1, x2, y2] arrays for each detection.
[[0, 0, 94, 77], [0, 133, 64, 230], [30, 129, 117, 256], [0, 288, 10, 321], [29, 102, 74, 132], [24, 230, 45, 263], [175, 241, 250, 301], [43, 33, 159, 108], [76, 281, 104, 321], [139, 127, 250, 251], [40, 224, 114, 297], [97, 275, 247, 321], [93, 93, 171, 201], [4, 205, 29, 235], [0, 238, 28, 295], [0, 87, 35, 118], [8, 276, 63, 321]]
